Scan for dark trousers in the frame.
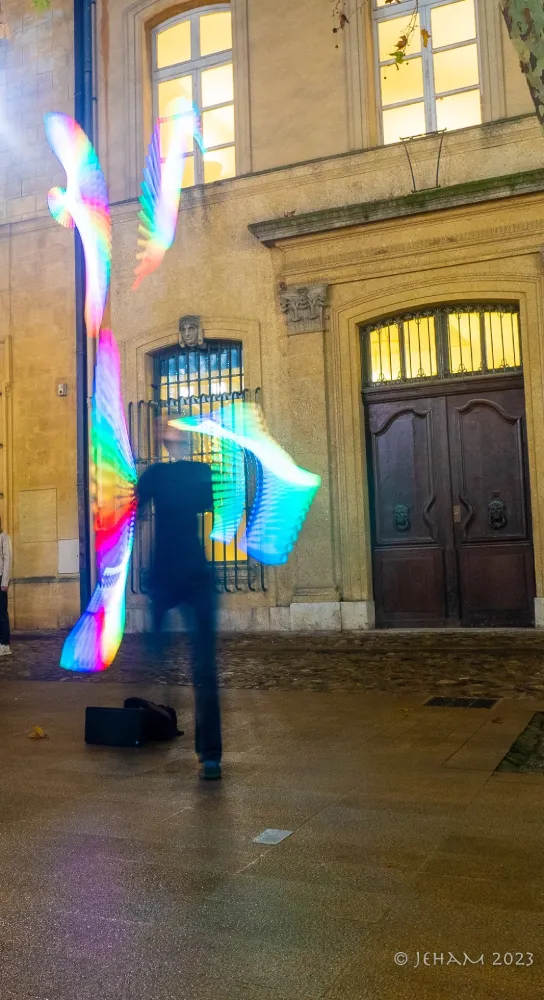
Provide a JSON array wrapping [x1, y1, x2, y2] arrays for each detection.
[[151, 573, 221, 763], [0, 590, 9, 646]]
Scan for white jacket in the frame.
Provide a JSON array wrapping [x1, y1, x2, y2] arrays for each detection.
[[0, 532, 12, 588]]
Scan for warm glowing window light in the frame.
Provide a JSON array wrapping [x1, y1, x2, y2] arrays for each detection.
[[374, 0, 482, 144], [153, 5, 235, 185]]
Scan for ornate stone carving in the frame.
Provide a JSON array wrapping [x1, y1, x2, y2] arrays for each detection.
[[279, 284, 328, 335], [178, 315, 204, 349]]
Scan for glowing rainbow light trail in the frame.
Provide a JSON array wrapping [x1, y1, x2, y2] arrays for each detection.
[[170, 401, 321, 565], [133, 98, 205, 289], [44, 112, 111, 340], [60, 329, 137, 672]]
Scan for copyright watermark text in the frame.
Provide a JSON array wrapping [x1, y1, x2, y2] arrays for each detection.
[[394, 952, 534, 968]]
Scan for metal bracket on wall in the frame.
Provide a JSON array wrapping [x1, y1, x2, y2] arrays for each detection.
[[400, 129, 446, 193]]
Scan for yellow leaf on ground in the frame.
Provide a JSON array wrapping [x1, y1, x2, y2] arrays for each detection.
[[28, 726, 49, 740]]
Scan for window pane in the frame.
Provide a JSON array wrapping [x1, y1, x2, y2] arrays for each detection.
[[156, 20, 191, 69], [181, 154, 195, 188], [203, 105, 235, 147], [433, 43, 479, 93], [368, 326, 402, 382], [201, 62, 234, 108], [158, 77, 194, 154], [377, 14, 421, 61], [199, 10, 232, 56], [484, 312, 521, 370], [381, 57, 423, 105], [382, 102, 425, 143], [436, 88, 481, 130], [430, 0, 476, 48], [403, 317, 437, 379], [204, 145, 236, 182], [448, 313, 482, 374]]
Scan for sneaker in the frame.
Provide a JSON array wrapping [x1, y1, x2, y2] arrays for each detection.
[[200, 760, 221, 780], [0, 645, 11, 656]]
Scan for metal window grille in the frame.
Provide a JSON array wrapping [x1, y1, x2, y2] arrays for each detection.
[[128, 342, 265, 594], [361, 304, 522, 387]]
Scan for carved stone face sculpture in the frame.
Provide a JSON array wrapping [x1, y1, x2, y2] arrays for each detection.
[[178, 315, 203, 348]]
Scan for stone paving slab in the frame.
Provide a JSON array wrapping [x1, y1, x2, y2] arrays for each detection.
[[5, 629, 544, 700]]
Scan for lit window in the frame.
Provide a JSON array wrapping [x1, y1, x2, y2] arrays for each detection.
[[363, 306, 521, 386], [374, 0, 482, 144], [154, 341, 246, 565], [152, 6, 235, 186]]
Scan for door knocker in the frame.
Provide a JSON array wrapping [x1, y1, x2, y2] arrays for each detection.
[[393, 504, 410, 532], [488, 492, 507, 530]]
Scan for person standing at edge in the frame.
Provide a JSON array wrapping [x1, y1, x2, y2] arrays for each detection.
[[0, 519, 12, 656], [137, 421, 222, 780]]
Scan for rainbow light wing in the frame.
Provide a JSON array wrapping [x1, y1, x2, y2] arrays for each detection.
[[60, 329, 137, 672], [171, 401, 321, 565], [133, 99, 205, 289], [44, 113, 111, 340]]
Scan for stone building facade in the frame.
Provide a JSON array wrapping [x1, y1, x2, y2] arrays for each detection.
[[1, 0, 544, 631]]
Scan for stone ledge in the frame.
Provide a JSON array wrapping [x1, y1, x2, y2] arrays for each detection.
[[248, 167, 544, 246], [125, 601, 376, 634]]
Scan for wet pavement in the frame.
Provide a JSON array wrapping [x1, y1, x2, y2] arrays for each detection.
[[0, 677, 542, 999], [0, 631, 543, 998]]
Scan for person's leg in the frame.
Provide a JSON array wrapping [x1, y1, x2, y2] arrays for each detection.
[[187, 577, 222, 767], [147, 587, 170, 663], [0, 589, 10, 649]]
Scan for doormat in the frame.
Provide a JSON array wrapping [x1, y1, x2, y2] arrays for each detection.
[[425, 696, 498, 708], [496, 713, 544, 774]]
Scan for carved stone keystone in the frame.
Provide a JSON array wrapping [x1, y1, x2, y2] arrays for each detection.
[[178, 315, 204, 348]]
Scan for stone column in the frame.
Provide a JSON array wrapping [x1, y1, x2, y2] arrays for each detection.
[[279, 283, 340, 630]]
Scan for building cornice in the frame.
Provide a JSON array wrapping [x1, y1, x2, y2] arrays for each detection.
[[248, 167, 544, 246]]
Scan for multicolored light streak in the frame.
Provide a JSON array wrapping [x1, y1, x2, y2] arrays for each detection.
[[60, 329, 137, 672], [133, 98, 206, 289], [44, 113, 111, 340], [170, 401, 321, 565]]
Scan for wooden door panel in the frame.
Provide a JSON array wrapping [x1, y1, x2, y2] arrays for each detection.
[[449, 394, 528, 542], [367, 397, 456, 627], [447, 386, 535, 626], [459, 544, 534, 625], [369, 404, 438, 546], [374, 547, 447, 626]]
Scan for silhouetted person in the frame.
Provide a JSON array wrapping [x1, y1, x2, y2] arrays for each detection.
[[137, 423, 222, 780]]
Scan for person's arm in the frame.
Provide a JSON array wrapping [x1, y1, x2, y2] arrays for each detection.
[[136, 466, 155, 518], [1, 533, 11, 590], [201, 464, 214, 513]]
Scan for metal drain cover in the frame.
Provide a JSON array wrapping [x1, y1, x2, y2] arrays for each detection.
[[425, 696, 497, 709]]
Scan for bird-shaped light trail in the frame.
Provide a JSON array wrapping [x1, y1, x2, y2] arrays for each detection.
[[170, 401, 321, 566], [44, 113, 111, 339], [60, 329, 137, 672], [133, 98, 205, 289]]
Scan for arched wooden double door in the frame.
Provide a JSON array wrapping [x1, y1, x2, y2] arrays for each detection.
[[362, 307, 535, 627]]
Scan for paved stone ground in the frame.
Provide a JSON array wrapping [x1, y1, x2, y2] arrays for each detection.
[[6, 629, 544, 700], [1, 680, 543, 1000]]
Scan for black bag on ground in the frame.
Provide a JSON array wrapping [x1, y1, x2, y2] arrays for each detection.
[[123, 697, 183, 741], [85, 706, 147, 747]]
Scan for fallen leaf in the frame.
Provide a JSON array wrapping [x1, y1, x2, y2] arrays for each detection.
[[28, 726, 49, 740], [421, 28, 431, 47]]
